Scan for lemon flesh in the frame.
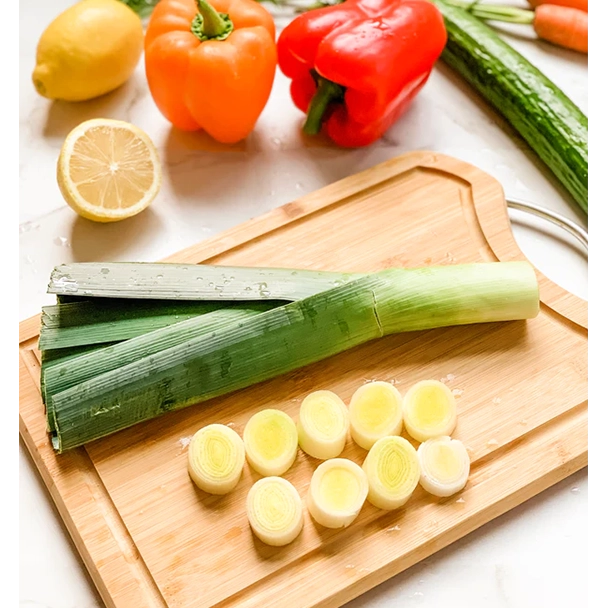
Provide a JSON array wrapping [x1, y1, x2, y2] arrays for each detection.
[[307, 458, 369, 528], [57, 118, 161, 222], [418, 436, 470, 497], [349, 381, 403, 450], [363, 436, 421, 510], [297, 390, 349, 460], [32, 0, 143, 101], [243, 409, 298, 477], [247, 477, 304, 546], [188, 424, 245, 495], [403, 380, 457, 442]]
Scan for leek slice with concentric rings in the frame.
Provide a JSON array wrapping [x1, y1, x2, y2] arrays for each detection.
[[243, 409, 298, 477], [362, 435, 421, 510], [187, 423, 245, 495], [297, 390, 349, 460], [246, 476, 304, 546], [307, 458, 369, 528], [402, 379, 457, 442], [418, 436, 470, 497], [349, 381, 403, 450]]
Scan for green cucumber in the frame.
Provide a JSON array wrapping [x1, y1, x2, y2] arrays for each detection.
[[430, 0, 588, 214]]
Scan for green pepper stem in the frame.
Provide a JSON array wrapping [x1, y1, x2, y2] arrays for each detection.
[[303, 77, 345, 135], [197, 0, 230, 37]]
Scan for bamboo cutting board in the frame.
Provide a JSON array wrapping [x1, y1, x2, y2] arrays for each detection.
[[19, 151, 587, 608]]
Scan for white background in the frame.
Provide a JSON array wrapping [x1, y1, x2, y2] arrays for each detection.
[[19, 1, 591, 607]]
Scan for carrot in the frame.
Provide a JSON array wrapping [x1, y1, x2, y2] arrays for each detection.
[[444, 0, 588, 54], [533, 5, 588, 53], [528, 1, 588, 12]]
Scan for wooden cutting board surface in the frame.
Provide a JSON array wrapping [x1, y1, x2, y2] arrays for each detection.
[[19, 151, 587, 608]]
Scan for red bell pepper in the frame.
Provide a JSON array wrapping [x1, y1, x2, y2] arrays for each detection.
[[277, 0, 447, 147]]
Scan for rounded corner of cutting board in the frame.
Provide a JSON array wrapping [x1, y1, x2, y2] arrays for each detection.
[[164, 149, 586, 329], [405, 151, 587, 330]]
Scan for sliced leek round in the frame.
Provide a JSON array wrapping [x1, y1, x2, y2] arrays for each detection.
[[402, 379, 457, 442], [246, 476, 304, 547], [297, 390, 349, 460], [307, 458, 369, 528], [349, 381, 403, 450], [187, 424, 245, 495], [362, 436, 421, 510], [243, 409, 298, 477], [418, 436, 470, 497]]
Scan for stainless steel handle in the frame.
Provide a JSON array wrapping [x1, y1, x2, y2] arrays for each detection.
[[506, 197, 588, 251]]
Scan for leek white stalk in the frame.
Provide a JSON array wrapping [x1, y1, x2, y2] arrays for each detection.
[[243, 409, 298, 477], [362, 436, 421, 510], [402, 380, 457, 442], [307, 458, 369, 528], [297, 390, 349, 460], [246, 476, 304, 546], [349, 382, 403, 450], [418, 436, 470, 497], [187, 424, 245, 495]]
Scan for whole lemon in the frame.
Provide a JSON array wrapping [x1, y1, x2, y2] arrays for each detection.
[[32, 0, 144, 102]]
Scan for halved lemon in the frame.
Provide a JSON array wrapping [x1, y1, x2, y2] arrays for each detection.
[[57, 118, 161, 223]]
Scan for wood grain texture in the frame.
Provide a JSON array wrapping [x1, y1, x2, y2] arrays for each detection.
[[19, 151, 587, 608]]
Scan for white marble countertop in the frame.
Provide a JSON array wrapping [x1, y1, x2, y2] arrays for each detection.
[[20, 1, 588, 607]]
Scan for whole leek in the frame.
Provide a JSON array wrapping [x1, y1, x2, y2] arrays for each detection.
[[42, 262, 539, 452]]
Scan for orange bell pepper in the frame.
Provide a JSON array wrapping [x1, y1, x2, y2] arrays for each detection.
[[144, 0, 277, 143]]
